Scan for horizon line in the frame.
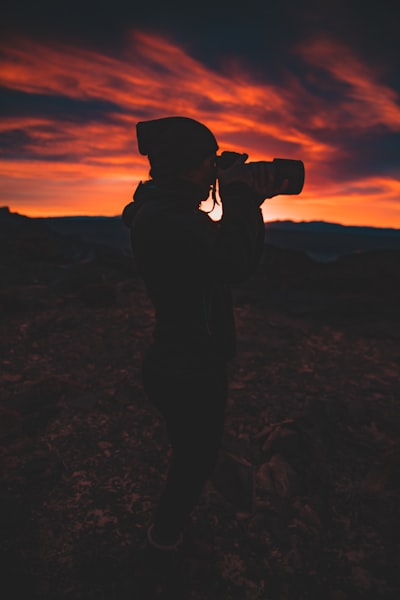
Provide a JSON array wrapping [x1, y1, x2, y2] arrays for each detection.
[[2, 206, 400, 232]]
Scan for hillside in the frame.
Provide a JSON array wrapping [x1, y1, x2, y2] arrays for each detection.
[[265, 220, 400, 262], [3, 207, 399, 261]]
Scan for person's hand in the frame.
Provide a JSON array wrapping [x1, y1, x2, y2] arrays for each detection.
[[217, 153, 251, 186], [218, 154, 289, 202], [247, 163, 289, 199]]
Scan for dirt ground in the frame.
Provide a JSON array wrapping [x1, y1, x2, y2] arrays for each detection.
[[1, 255, 399, 599]]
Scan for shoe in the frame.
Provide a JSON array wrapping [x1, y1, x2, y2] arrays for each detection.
[[147, 524, 183, 552]]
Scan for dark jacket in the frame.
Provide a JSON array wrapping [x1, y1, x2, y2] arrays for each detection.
[[122, 179, 265, 376]]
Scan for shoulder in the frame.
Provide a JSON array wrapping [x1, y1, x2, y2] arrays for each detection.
[[140, 201, 215, 240]]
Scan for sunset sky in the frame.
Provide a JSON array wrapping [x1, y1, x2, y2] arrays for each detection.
[[1, 1, 399, 227]]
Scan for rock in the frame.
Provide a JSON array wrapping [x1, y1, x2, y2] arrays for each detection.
[[292, 499, 322, 535], [211, 449, 255, 513], [262, 425, 301, 458], [256, 454, 299, 497]]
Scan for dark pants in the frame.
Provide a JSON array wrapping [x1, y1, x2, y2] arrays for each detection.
[[142, 356, 228, 541]]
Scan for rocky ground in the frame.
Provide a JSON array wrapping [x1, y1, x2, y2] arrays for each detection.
[[1, 229, 399, 599]]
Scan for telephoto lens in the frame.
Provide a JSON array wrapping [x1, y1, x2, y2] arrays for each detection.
[[272, 158, 305, 195], [216, 151, 305, 197]]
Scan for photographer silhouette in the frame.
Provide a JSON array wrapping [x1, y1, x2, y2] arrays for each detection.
[[122, 116, 289, 553]]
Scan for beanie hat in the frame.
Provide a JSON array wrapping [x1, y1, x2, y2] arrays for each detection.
[[136, 116, 218, 179]]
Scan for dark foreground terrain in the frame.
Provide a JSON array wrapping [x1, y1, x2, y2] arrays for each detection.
[[1, 210, 399, 599]]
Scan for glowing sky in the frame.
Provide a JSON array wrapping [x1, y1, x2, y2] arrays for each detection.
[[1, 2, 399, 226]]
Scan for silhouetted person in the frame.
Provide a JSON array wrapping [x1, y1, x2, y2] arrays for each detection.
[[122, 116, 286, 553]]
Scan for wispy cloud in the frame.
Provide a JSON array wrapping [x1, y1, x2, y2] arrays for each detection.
[[299, 38, 400, 131], [0, 32, 398, 225]]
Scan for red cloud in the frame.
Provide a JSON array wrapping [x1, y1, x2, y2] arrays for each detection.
[[0, 32, 399, 226]]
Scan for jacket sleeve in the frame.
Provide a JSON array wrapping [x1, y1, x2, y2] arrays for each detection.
[[212, 181, 265, 283]]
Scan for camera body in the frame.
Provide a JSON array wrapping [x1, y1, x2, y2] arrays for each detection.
[[216, 151, 305, 196]]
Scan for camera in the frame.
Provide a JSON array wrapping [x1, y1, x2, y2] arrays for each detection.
[[216, 151, 305, 196]]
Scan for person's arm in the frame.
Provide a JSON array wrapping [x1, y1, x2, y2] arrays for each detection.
[[210, 152, 289, 283], [212, 181, 265, 283]]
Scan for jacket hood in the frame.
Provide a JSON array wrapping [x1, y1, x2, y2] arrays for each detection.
[[121, 181, 158, 228]]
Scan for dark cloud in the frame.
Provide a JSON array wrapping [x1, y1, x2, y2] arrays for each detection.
[[0, 132, 79, 162], [0, 129, 32, 157], [3, 1, 398, 72], [329, 131, 400, 180], [0, 88, 122, 122]]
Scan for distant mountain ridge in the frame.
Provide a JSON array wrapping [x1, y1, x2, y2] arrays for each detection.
[[264, 219, 400, 261], [2, 207, 400, 262], [1, 206, 399, 323], [265, 219, 400, 236]]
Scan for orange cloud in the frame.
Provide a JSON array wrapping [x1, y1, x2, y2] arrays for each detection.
[[299, 38, 400, 131], [0, 32, 399, 226]]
